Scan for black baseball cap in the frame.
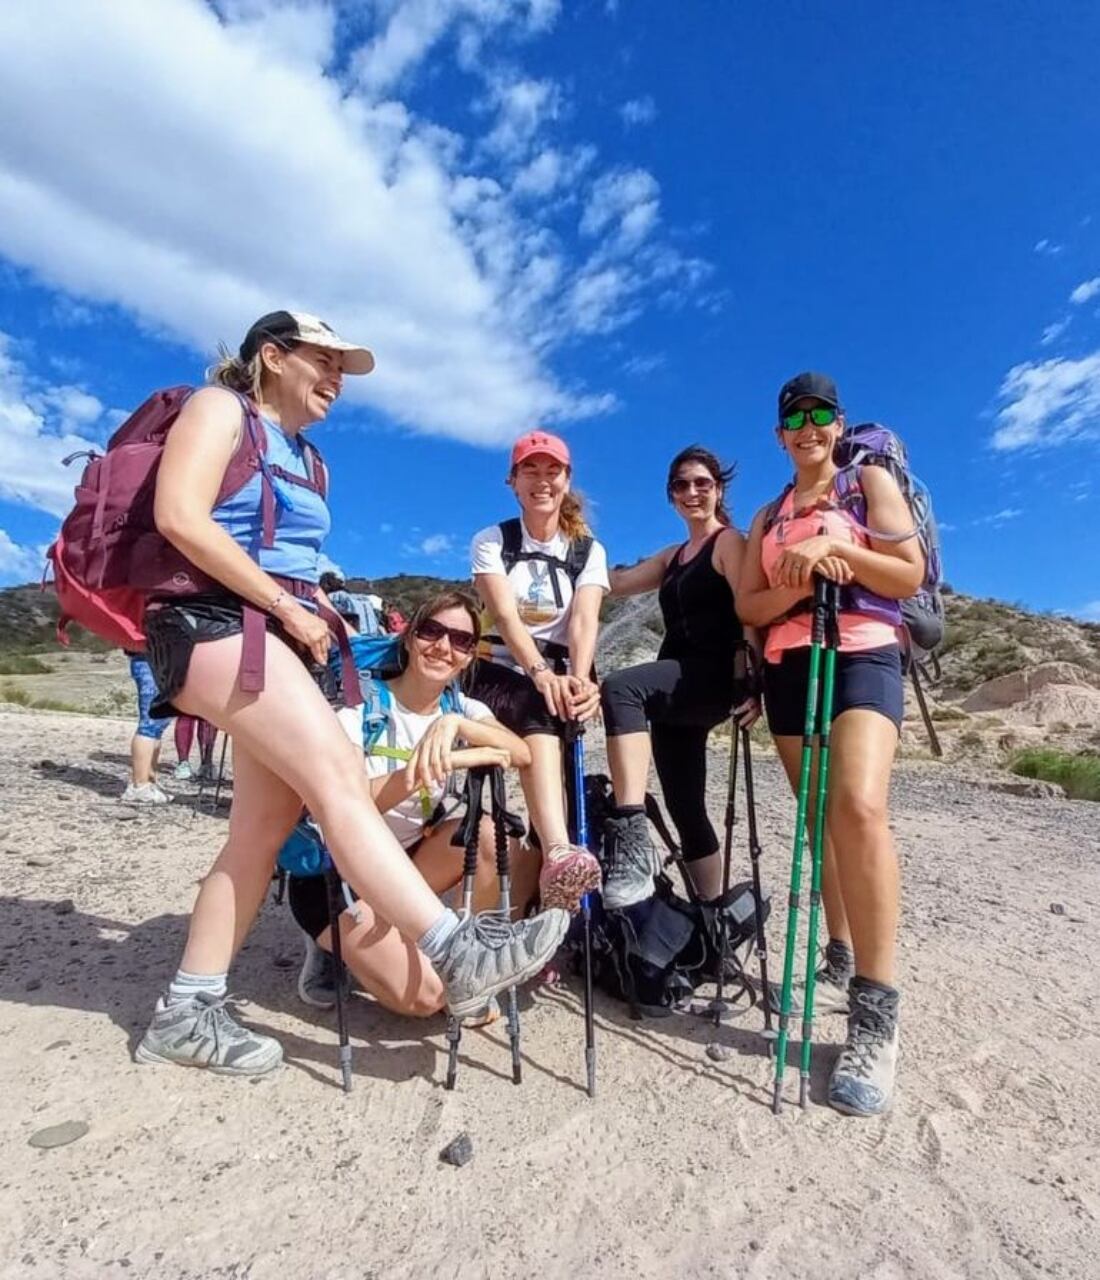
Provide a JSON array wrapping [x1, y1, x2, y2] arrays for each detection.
[[777, 371, 841, 418], [239, 310, 375, 374]]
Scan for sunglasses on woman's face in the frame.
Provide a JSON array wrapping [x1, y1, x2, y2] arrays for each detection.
[[670, 475, 716, 495], [780, 406, 838, 431], [413, 618, 477, 655]]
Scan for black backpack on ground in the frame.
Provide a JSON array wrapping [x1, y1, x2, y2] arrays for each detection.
[[570, 774, 769, 1018]]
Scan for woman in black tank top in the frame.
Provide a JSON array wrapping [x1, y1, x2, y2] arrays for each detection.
[[599, 446, 760, 911]]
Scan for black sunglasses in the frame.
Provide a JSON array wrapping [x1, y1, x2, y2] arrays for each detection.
[[413, 618, 478, 655]]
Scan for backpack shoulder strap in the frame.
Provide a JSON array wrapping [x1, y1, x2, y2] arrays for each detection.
[[498, 518, 523, 573], [564, 534, 594, 586], [761, 482, 795, 534]]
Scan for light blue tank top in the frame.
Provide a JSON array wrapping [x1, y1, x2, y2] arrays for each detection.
[[212, 416, 331, 582]]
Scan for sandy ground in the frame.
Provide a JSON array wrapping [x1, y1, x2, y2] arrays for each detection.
[[1, 707, 1098, 1280]]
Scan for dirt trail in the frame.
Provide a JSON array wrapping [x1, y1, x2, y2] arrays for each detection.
[[1, 708, 1097, 1279]]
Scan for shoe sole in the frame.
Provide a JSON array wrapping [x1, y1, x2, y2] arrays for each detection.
[[828, 1092, 893, 1118], [540, 858, 602, 914], [134, 1041, 282, 1076], [446, 918, 570, 1018]]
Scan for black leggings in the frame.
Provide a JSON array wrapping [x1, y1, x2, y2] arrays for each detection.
[[600, 659, 733, 861]]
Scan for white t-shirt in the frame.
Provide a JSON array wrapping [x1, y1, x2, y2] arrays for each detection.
[[337, 688, 494, 850], [470, 520, 609, 669]]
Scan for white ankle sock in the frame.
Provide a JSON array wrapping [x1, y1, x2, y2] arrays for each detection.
[[166, 970, 227, 1006], [417, 909, 460, 961]]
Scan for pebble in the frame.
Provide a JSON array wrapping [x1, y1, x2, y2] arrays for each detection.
[[439, 1133, 474, 1167], [26, 856, 53, 867], [706, 1043, 732, 1062], [1050, 903, 1066, 916], [28, 1120, 89, 1150]]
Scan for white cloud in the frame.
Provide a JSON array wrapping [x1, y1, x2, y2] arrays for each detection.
[[420, 532, 453, 555], [619, 96, 656, 127], [971, 507, 1023, 526], [379, 521, 395, 534], [622, 352, 666, 377], [1034, 238, 1063, 257], [992, 352, 1100, 450], [581, 168, 660, 246], [0, 331, 110, 518], [1040, 318, 1070, 347], [1073, 599, 1100, 622], [0, 1, 709, 456], [1069, 276, 1100, 305], [0, 528, 47, 585]]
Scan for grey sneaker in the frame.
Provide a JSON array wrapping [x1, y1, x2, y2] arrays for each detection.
[[828, 980, 900, 1117], [173, 761, 194, 782], [121, 782, 171, 806], [436, 908, 570, 1018], [769, 940, 853, 1016], [297, 933, 337, 1010], [134, 991, 283, 1076], [602, 811, 661, 911]]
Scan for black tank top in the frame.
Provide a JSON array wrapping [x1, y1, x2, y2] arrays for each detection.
[[657, 530, 743, 667]]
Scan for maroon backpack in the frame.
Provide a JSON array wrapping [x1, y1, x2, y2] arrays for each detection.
[[46, 387, 275, 650]]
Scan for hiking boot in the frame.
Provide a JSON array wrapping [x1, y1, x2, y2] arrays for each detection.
[[121, 782, 171, 806], [828, 979, 900, 1117], [436, 907, 570, 1018], [135, 991, 283, 1075], [602, 811, 661, 911], [540, 844, 602, 914], [173, 761, 194, 782], [297, 933, 337, 1010], [767, 939, 852, 1016]]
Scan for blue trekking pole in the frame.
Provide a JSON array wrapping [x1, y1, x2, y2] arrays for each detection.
[[568, 729, 597, 1099]]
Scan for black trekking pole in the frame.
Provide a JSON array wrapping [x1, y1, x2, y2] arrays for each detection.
[[324, 860, 353, 1094], [708, 724, 739, 1026], [568, 729, 597, 1099], [445, 769, 485, 1092], [490, 766, 523, 1085], [740, 727, 775, 1047]]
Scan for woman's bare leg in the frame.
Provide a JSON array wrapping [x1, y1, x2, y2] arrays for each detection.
[[519, 733, 570, 849], [317, 908, 444, 1018], [174, 633, 445, 941], [824, 711, 899, 986], [606, 731, 651, 807]]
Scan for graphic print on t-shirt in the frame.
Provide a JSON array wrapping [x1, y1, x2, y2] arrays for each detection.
[[518, 560, 559, 626]]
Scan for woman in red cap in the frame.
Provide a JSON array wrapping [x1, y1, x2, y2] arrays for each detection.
[[468, 429, 607, 912]]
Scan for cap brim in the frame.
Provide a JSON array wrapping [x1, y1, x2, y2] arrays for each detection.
[[295, 333, 375, 375]]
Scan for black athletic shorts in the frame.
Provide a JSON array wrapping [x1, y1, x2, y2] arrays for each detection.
[[465, 658, 564, 738], [287, 873, 333, 941], [763, 644, 903, 736], [144, 594, 321, 719]]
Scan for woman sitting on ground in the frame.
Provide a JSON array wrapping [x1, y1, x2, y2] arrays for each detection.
[[289, 590, 539, 1020], [601, 446, 759, 910], [468, 430, 607, 914], [736, 370, 924, 1118], [135, 310, 568, 1077]]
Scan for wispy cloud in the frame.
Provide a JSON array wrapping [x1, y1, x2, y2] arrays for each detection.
[[0, 527, 46, 585], [971, 507, 1024, 526], [992, 353, 1100, 450], [0, 0, 708, 450], [1034, 238, 1064, 256], [1071, 599, 1100, 622], [403, 531, 455, 558], [619, 96, 657, 127], [0, 330, 112, 518], [1070, 276, 1100, 306], [1040, 318, 1071, 347], [622, 352, 666, 377]]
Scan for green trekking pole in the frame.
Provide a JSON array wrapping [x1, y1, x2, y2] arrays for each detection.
[[772, 575, 830, 1116], [798, 580, 840, 1109]]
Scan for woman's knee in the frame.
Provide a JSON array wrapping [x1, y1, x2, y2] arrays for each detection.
[[829, 786, 889, 839]]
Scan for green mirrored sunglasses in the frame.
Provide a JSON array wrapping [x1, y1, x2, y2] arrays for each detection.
[[780, 406, 838, 431]]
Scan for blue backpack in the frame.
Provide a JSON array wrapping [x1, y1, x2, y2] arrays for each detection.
[[276, 632, 464, 878]]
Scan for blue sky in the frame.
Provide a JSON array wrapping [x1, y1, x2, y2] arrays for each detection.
[[1, 1, 1098, 619]]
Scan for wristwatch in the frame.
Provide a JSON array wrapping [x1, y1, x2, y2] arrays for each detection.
[[528, 661, 550, 678]]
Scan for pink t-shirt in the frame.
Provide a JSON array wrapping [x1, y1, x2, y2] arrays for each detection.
[[760, 488, 898, 662]]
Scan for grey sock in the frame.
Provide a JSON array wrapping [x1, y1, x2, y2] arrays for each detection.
[[417, 909, 460, 962], [166, 970, 227, 1006], [825, 939, 855, 973]]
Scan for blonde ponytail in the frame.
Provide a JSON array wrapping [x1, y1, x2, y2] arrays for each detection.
[[559, 489, 591, 541], [206, 343, 263, 402]]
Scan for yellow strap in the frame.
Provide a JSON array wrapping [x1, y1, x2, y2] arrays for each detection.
[[367, 744, 433, 819]]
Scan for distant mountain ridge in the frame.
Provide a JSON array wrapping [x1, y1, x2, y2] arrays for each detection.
[[3, 579, 1098, 701]]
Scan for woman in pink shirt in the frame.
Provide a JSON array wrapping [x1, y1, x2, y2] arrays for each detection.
[[737, 371, 924, 1118]]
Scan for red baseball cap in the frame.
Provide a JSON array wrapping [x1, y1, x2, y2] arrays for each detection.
[[510, 430, 571, 469]]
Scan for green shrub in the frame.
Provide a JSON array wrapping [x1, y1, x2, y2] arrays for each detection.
[[0, 682, 82, 714], [930, 705, 969, 722], [1011, 748, 1100, 802], [0, 655, 53, 675]]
